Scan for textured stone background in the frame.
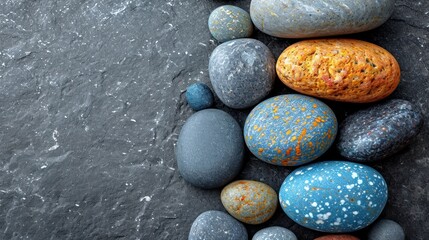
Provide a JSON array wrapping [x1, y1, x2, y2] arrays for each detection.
[[0, 0, 427, 239]]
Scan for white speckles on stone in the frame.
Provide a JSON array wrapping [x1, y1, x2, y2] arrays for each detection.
[[311, 202, 318, 207], [304, 186, 310, 191], [325, 202, 329, 206], [340, 199, 345, 205], [357, 200, 361, 205], [316, 219, 324, 224], [305, 180, 309, 184], [352, 172, 358, 178], [337, 173, 342, 177], [333, 218, 342, 225], [318, 176, 323, 181], [309, 212, 313, 218], [346, 184, 355, 189], [357, 179, 363, 184], [353, 211, 359, 215], [342, 207, 347, 212], [369, 181, 374, 185], [295, 209, 299, 213], [286, 200, 290, 205], [295, 170, 303, 175]]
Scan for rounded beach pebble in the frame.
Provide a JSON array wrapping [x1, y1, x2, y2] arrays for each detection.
[[314, 235, 360, 240], [221, 180, 277, 224], [189, 210, 248, 240], [176, 109, 244, 189], [250, 0, 395, 38], [337, 99, 423, 162], [368, 219, 405, 240], [252, 226, 297, 240], [279, 161, 388, 232], [244, 94, 337, 166], [276, 39, 400, 103], [209, 38, 275, 109], [186, 83, 214, 111], [208, 5, 253, 42]]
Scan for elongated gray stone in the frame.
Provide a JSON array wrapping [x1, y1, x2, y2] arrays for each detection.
[[250, 0, 395, 38]]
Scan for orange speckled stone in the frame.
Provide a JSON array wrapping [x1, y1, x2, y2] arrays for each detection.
[[221, 180, 277, 225], [314, 235, 360, 240], [276, 39, 400, 103]]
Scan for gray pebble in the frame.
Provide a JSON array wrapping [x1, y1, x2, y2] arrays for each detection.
[[189, 210, 248, 240], [209, 38, 275, 109], [368, 219, 405, 240], [252, 226, 297, 240], [176, 109, 244, 189]]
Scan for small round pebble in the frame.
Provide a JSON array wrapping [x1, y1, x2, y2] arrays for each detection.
[[314, 235, 360, 240], [252, 226, 297, 240], [209, 38, 275, 109], [368, 219, 405, 240], [189, 210, 248, 240], [337, 99, 423, 162], [176, 109, 244, 189], [279, 161, 388, 232], [208, 5, 253, 42], [221, 180, 277, 224], [186, 83, 214, 111]]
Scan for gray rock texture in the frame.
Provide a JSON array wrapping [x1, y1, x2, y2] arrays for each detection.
[[209, 38, 275, 109], [252, 226, 297, 240], [250, 0, 395, 38], [0, 0, 428, 240], [368, 219, 405, 240], [189, 210, 248, 240]]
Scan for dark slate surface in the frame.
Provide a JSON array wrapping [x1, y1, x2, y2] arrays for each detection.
[[0, 0, 427, 239]]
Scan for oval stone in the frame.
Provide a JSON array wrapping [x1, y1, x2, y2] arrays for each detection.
[[315, 235, 360, 240], [279, 161, 388, 232], [337, 99, 423, 162], [189, 210, 248, 240], [244, 94, 337, 166], [208, 5, 253, 43], [368, 219, 405, 240], [176, 109, 244, 189], [221, 180, 277, 224], [276, 39, 400, 103], [252, 226, 297, 240], [209, 38, 275, 109], [250, 0, 395, 38]]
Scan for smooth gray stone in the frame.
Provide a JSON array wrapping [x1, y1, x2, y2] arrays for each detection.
[[176, 109, 244, 189], [368, 219, 405, 240], [189, 211, 248, 240], [250, 0, 395, 38], [209, 38, 275, 109], [252, 226, 297, 240]]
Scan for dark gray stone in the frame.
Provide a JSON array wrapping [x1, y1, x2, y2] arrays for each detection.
[[208, 5, 253, 43], [0, 0, 428, 240], [176, 109, 244, 189], [337, 99, 423, 162], [250, 0, 395, 38], [252, 226, 297, 240], [186, 83, 214, 111], [368, 219, 405, 240], [209, 38, 275, 109], [189, 210, 248, 240]]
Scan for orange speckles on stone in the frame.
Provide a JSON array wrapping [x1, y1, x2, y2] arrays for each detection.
[[253, 125, 258, 130], [291, 136, 297, 142], [273, 105, 279, 113], [276, 39, 400, 103], [286, 147, 293, 155], [273, 115, 280, 119], [258, 148, 264, 155], [281, 159, 290, 166], [286, 129, 292, 135]]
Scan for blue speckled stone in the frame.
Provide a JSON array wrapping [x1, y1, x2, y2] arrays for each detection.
[[337, 99, 423, 162], [186, 83, 214, 111], [252, 226, 298, 240], [176, 109, 244, 189], [189, 210, 248, 240], [209, 38, 275, 109], [368, 219, 405, 240], [208, 5, 253, 43], [279, 161, 388, 233], [244, 94, 337, 166], [250, 0, 395, 38]]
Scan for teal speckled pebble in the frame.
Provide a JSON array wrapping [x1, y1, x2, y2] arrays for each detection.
[[279, 161, 388, 232], [208, 5, 253, 42], [244, 94, 337, 166]]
